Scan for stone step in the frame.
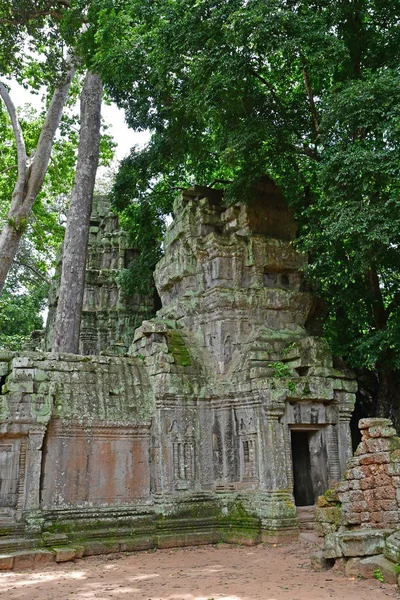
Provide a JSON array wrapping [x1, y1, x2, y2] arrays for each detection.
[[0, 536, 39, 553], [297, 505, 316, 531]]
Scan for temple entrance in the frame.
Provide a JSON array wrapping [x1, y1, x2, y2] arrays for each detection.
[[291, 431, 314, 506], [290, 428, 329, 507]]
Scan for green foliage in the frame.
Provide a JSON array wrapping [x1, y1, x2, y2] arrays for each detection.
[[0, 283, 47, 350], [374, 568, 385, 583], [79, 0, 400, 413], [268, 362, 291, 378], [298, 69, 400, 373], [113, 165, 173, 295]]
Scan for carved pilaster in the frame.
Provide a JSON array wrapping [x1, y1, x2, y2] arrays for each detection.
[[264, 402, 288, 491], [336, 390, 356, 476], [23, 427, 46, 512], [326, 424, 341, 484]]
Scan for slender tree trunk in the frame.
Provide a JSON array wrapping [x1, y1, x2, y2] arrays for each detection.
[[0, 68, 75, 294], [376, 366, 394, 418], [52, 72, 103, 354]]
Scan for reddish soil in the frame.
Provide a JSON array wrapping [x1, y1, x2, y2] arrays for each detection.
[[0, 541, 399, 600]]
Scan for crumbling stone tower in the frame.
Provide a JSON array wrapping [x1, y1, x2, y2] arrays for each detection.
[[131, 179, 357, 539], [0, 180, 357, 566], [45, 195, 155, 355]]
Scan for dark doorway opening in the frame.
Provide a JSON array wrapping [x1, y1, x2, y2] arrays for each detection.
[[291, 430, 314, 506]]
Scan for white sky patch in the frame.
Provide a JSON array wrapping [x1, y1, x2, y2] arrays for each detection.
[[5, 79, 150, 163]]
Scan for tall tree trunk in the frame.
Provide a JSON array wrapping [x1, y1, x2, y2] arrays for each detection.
[[0, 68, 75, 294], [52, 72, 103, 354], [376, 366, 394, 418]]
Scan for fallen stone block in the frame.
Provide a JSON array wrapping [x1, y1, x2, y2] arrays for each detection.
[[345, 554, 398, 584], [53, 547, 76, 563], [311, 550, 335, 571], [322, 533, 343, 558], [340, 530, 392, 557], [384, 531, 400, 563], [0, 555, 14, 570], [13, 550, 55, 570], [323, 529, 392, 559]]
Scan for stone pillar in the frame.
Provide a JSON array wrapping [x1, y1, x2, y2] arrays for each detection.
[[264, 404, 289, 491], [23, 427, 46, 513], [336, 391, 356, 476], [326, 424, 341, 484]]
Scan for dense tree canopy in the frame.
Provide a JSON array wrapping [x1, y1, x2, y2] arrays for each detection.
[[0, 3, 114, 348], [76, 0, 400, 417], [1, 0, 400, 417]]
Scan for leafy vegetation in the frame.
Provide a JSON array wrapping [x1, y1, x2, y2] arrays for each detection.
[[78, 0, 400, 417], [1, 1, 400, 417]]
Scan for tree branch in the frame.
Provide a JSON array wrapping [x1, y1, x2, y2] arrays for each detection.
[[1, 165, 18, 175], [295, 144, 321, 162], [299, 55, 319, 137], [0, 82, 27, 201], [24, 64, 75, 209], [13, 258, 48, 283]]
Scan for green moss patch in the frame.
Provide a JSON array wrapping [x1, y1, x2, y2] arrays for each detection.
[[166, 331, 192, 367]]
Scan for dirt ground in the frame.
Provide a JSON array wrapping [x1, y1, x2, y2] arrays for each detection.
[[0, 540, 399, 600]]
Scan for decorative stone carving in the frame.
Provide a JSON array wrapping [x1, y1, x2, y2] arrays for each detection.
[[45, 195, 156, 355], [0, 180, 357, 565]]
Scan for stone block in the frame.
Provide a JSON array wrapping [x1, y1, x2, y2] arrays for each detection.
[[311, 550, 334, 571], [369, 426, 397, 438], [345, 466, 366, 480], [345, 554, 398, 584], [359, 452, 391, 465], [42, 532, 69, 546], [384, 532, 400, 563], [119, 538, 154, 552], [359, 418, 392, 430], [74, 546, 85, 559], [13, 550, 54, 570], [53, 547, 76, 563], [339, 530, 392, 557], [82, 541, 121, 556], [0, 555, 14, 570], [388, 462, 400, 475], [315, 506, 342, 524], [314, 521, 338, 537], [364, 438, 392, 453], [373, 473, 393, 487], [323, 533, 343, 558], [374, 486, 396, 500], [359, 477, 375, 490]]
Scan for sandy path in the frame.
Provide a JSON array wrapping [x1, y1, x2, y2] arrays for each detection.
[[0, 541, 399, 600]]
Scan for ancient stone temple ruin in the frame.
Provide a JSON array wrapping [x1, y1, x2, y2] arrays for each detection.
[[45, 194, 156, 355], [314, 417, 400, 583], [0, 180, 357, 568]]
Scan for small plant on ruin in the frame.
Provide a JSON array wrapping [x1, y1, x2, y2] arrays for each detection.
[[374, 568, 385, 582], [282, 342, 296, 356], [269, 361, 291, 377]]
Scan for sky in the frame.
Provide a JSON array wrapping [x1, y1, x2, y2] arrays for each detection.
[[7, 79, 150, 164]]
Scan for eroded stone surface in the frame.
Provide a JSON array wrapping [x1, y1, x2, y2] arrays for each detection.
[[44, 195, 156, 355], [0, 182, 356, 566]]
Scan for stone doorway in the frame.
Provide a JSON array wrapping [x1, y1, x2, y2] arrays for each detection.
[[290, 428, 329, 507], [291, 430, 314, 506]]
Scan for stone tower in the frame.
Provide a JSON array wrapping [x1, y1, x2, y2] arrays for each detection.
[[45, 195, 155, 355], [0, 180, 357, 565]]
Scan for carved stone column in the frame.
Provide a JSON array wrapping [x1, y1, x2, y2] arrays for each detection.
[[264, 404, 289, 491], [23, 427, 46, 513], [336, 390, 356, 476]]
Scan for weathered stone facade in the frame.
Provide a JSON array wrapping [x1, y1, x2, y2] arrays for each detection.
[[0, 181, 357, 568], [314, 418, 400, 584], [45, 195, 155, 355]]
